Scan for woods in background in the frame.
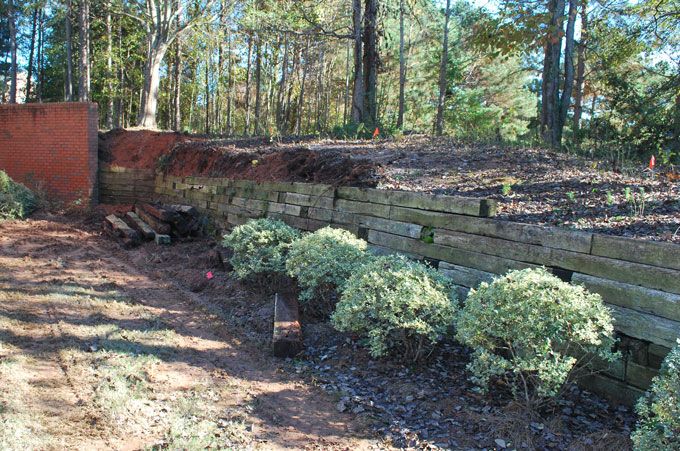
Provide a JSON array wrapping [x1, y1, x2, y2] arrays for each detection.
[[0, 0, 678, 164]]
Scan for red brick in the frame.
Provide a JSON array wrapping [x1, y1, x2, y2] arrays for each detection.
[[0, 102, 98, 204]]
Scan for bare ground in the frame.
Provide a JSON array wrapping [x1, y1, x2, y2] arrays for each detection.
[[0, 213, 381, 450]]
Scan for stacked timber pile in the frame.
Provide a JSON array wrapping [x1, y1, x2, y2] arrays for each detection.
[[104, 203, 203, 247]]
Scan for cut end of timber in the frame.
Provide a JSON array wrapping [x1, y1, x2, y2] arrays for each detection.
[[155, 234, 171, 245], [104, 214, 141, 247], [272, 293, 303, 358]]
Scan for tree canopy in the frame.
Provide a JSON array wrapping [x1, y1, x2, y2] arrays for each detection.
[[1, 0, 678, 163]]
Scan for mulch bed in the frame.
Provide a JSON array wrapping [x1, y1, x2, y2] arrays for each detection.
[[294, 322, 635, 450]]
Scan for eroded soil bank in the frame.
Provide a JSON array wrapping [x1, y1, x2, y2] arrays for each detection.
[[99, 130, 679, 242]]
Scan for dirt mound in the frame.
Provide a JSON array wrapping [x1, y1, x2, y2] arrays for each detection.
[[99, 129, 380, 187], [99, 129, 194, 169], [163, 142, 379, 186]]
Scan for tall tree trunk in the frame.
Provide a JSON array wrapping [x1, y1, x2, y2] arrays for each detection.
[[351, 0, 365, 123], [572, 0, 588, 146], [215, 2, 226, 133], [244, 34, 253, 135], [434, 0, 451, 136], [540, 0, 565, 148], [284, 46, 298, 131], [189, 65, 197, 130], [106, 4, 114, 128], [205, 58, 210, 134], [78, 0, 91, 102], [674, 88, 680, 156], [226, 30, 233, 135], [557, 0, 577, 144], [265, 42, 276, 132], [254, 35, 263, 135], [114, 18, 124, 127], [396, 0, 406, 129], [137, 41, 169, 128], [343, 40, 351, 125], [315, 47, 325, 132], [363, 0, 379, 126], [37, 9, 45, 102], [65, 0, 74, 101], [276, 34, 289, 133], [26, 8, 39, 102], [296, 40, 309, 134], [173, 39, 182, 131], [8, 0, 17, 103]]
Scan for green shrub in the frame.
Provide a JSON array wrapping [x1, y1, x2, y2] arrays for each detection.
[[331, 255, 457, 361], [0, 171, 36, 221], [286, 226, 370, 316], [632, 340, 680, 450], [455, 268, 618, 402], [222, 218, 300, 279]]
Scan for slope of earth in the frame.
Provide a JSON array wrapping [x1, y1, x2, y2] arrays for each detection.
[[99, 130, 380, 187], [0, 213, 381, 450], [99, 130, 679, 242]]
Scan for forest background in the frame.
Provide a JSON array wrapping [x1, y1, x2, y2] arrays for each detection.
[[1, 0, 678, 164]]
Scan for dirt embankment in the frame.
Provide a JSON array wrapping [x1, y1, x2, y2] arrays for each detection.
[[98, 129, 679, 242], [99, 129, 381, 187]]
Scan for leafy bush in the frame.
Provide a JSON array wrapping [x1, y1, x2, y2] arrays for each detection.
[[632, 340, 680, 450], [0, 171, 36, 220], [331, 255, 457, 361], [222, 218, 300, 279], [455, 268, 618, 402], [286, 226, 370, 316]]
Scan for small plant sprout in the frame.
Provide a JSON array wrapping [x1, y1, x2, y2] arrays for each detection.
[[501, 183, 512, 196], [624, 187, 632, 202], [606, 190, 614, 206], [623, 186, 646, 217], [566, 191, 576, 202]]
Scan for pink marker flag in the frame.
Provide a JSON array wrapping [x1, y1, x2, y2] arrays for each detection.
[[206, 271, 214, 280]]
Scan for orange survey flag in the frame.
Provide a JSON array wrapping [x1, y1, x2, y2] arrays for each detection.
[[372, 127, 380, 139], [649, 155, 656, 170]]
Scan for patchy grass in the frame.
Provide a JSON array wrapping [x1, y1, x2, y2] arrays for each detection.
[[0, 352, 53, 450], [92, 351, 160, 421], [157, 388, 252, 450]]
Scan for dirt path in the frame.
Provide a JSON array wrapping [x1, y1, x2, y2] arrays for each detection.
[[0, 214, 380, 450]]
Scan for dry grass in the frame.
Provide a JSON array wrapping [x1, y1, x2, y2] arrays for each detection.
[[0, 348, 53, 450]]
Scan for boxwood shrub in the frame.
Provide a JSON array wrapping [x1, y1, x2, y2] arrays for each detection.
[[455, 268, 619, 402], [632, 340, 680, 450], [331, 255, 457, 361], [0, 170, 36, 221], [222, 218, 300, 280], [286, 226, 370, 316]]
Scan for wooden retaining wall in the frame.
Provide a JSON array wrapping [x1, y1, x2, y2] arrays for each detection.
[[99, 166, 155, 204], [99, 166, 680, 406]]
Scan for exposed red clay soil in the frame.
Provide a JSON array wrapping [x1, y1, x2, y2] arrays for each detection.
[[99, 130, 381, 187], [98, 128, 196, 169]]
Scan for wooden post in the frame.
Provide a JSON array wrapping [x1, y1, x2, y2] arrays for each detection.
[[272, 293, 303, 358]]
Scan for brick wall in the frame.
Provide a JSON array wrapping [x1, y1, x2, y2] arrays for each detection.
[[0, 102, 99, 203]]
